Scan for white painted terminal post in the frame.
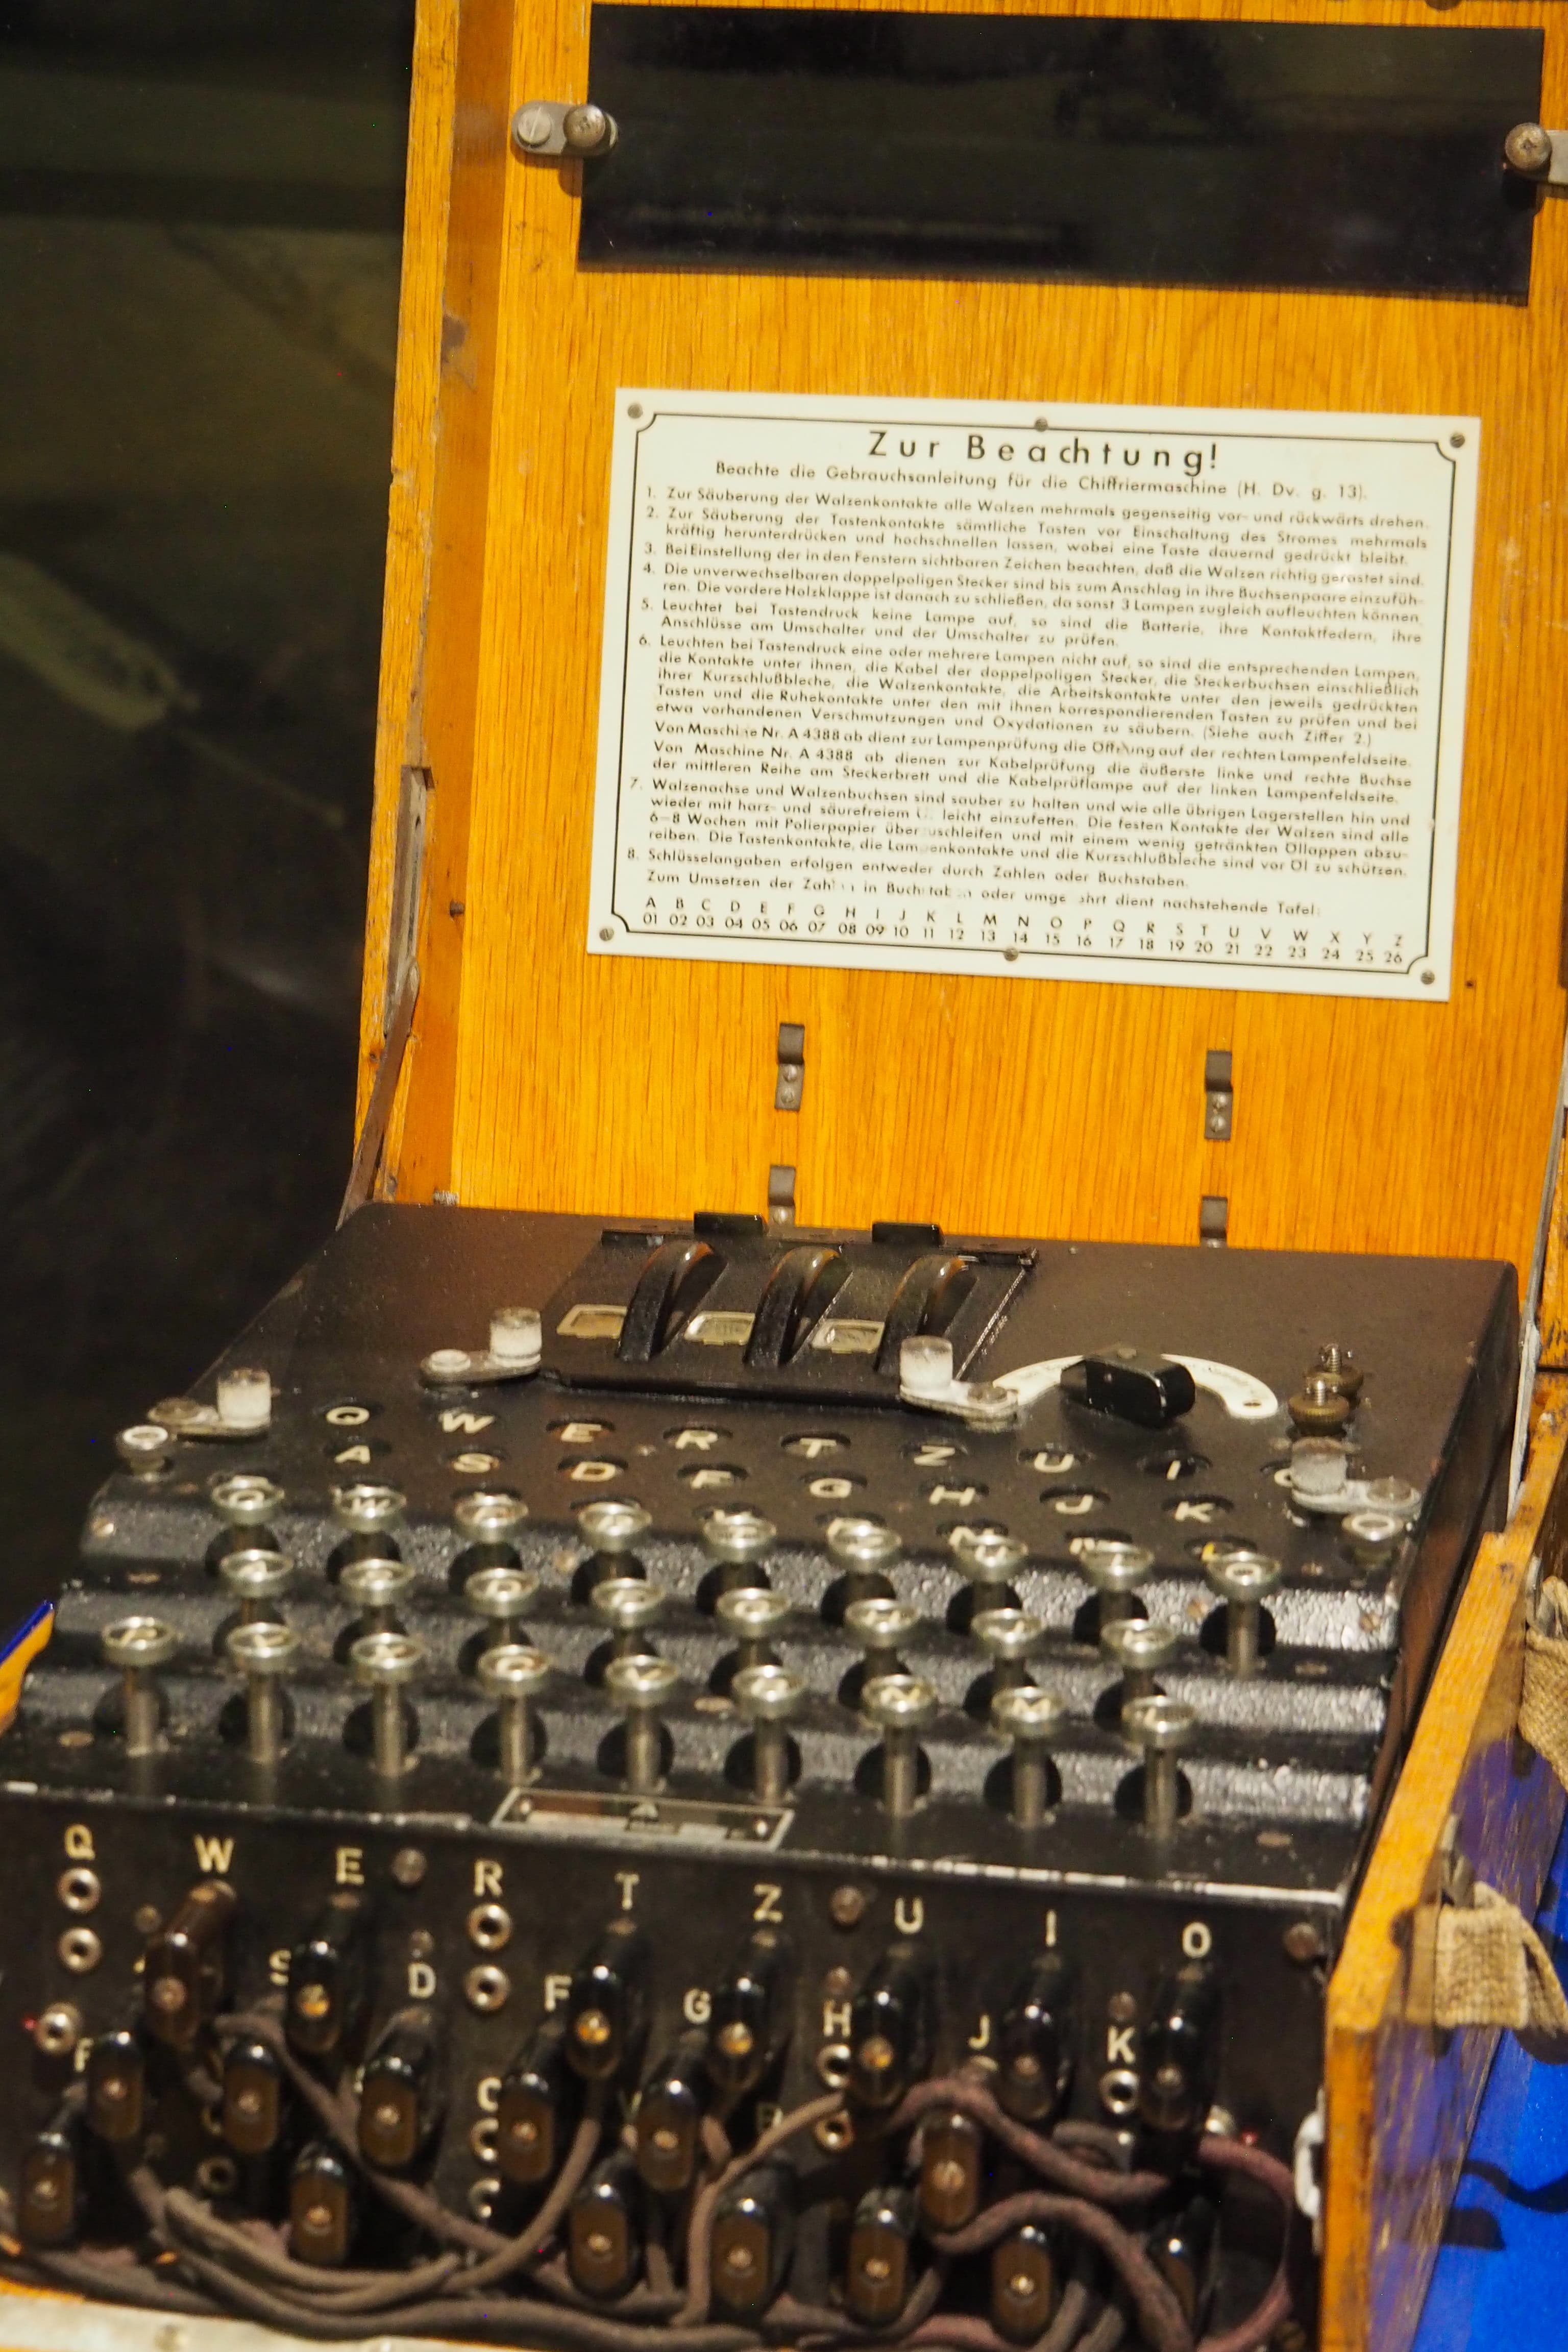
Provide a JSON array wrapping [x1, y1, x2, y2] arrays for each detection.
[[422, 1306, 544, 1387]]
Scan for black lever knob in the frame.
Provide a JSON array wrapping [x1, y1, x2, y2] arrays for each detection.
[[848, 1944, 933, 2110], [1148, 2194, 1218, 2328], [222, 2035, 287, 2156], [635, 2029, 709, 2192], [845, 2184, 917, 2323], [1061, 1348, 1195, 1428], [19, 2104, 83, 2246], [287, 1892, 373, 2059], [144, 1881, 236, 2047], [358, 2007, 444, 2170], [918, 2106, 984, 2230], [86, 2027, 147, 2143], [569, 2148, 643, 2299], [707, 1928, 793, 2096], [565, 1921, 649, 2082], [1140, 1962, 1221, 2138], [712, 2162, 795, 2319], [995, 1952, 1074, 2124], [290, 2141, 357, 2267], [991, 2222, 1058, 2344], [497, 2020, 576, 2186]]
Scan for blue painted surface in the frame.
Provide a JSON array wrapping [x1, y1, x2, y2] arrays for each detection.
[[1415, 1818, 1568, 2349]]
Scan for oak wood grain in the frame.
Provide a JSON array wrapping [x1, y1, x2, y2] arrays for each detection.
[[368, 0, 1567, 1274]]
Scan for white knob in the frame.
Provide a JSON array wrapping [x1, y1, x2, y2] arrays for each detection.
[[489, 1308, 542, 1366], [216, 1368, 272, 1431], [900, 1335, 953, 1396]]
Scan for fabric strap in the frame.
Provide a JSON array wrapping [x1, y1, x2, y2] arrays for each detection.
[[1432, 1882, 1568, 2032], [1520, 1573, 1568, 1791]]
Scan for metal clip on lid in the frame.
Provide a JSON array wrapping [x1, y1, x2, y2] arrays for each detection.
[[512, 101, 618, 159]]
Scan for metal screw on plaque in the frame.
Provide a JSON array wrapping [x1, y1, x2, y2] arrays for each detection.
[[1205, 1551, 1281, 1677], [454, 1489, 528, 1542], [562, 102, 615, 155], [220, 1547, 294, 1625], [593, 1576, 667, 1658], [733, 1663, 804, 1804], [478, 1644, 552, 1787], [717, 1585, 792, 1673], [513, 102, 556, 150], [702, 1508, 777, 1593], [1504, 121, 1554, 177], [1100, 1615, 1177, 1712], [846, 1597, 919, 1693], [827, 1517, 901, 1605], [332, 1482, 405, 1537], [973, 1607, 1045, 1694], [102, 1618, 178, 1757], [1123, 1694, 1194, 1836], [466, 1564, 538, 1650], [352, 1631, 423, 1778], [952, 1529, 1027, 1619], [606, 1653, 681, 1795], [341, 1557, 414, 1635], [1074, 1538, 1152, 1634], [991, 1685, 1064, 1829], [864, 1674, 937, 1819], [227, 1621, 299, 1767], [211, 1472, 285, 1529]]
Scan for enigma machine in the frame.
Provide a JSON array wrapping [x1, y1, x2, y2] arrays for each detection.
[[3, 0, 1568, 2349]]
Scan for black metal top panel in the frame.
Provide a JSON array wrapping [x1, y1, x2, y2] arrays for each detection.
[[27, 1203, 1518, 1906], [579, 7, 1542, 297]]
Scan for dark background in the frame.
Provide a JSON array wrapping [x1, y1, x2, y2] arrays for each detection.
[[0, 0, 413, 1619]]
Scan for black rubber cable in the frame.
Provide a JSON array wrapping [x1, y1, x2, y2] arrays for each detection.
[[889, 2079, 1171, 2211], [5, 2248, 216, 2317], [162, 2188, 464, 2306]]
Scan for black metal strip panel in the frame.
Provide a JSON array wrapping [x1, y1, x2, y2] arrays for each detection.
[[580, 7, 1543, 297]]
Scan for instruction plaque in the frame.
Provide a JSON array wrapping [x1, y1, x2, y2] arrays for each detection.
[[586, 392, 1478, 999]]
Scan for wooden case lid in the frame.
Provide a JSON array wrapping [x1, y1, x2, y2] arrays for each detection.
[[360, 0, 1567, 1271]]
